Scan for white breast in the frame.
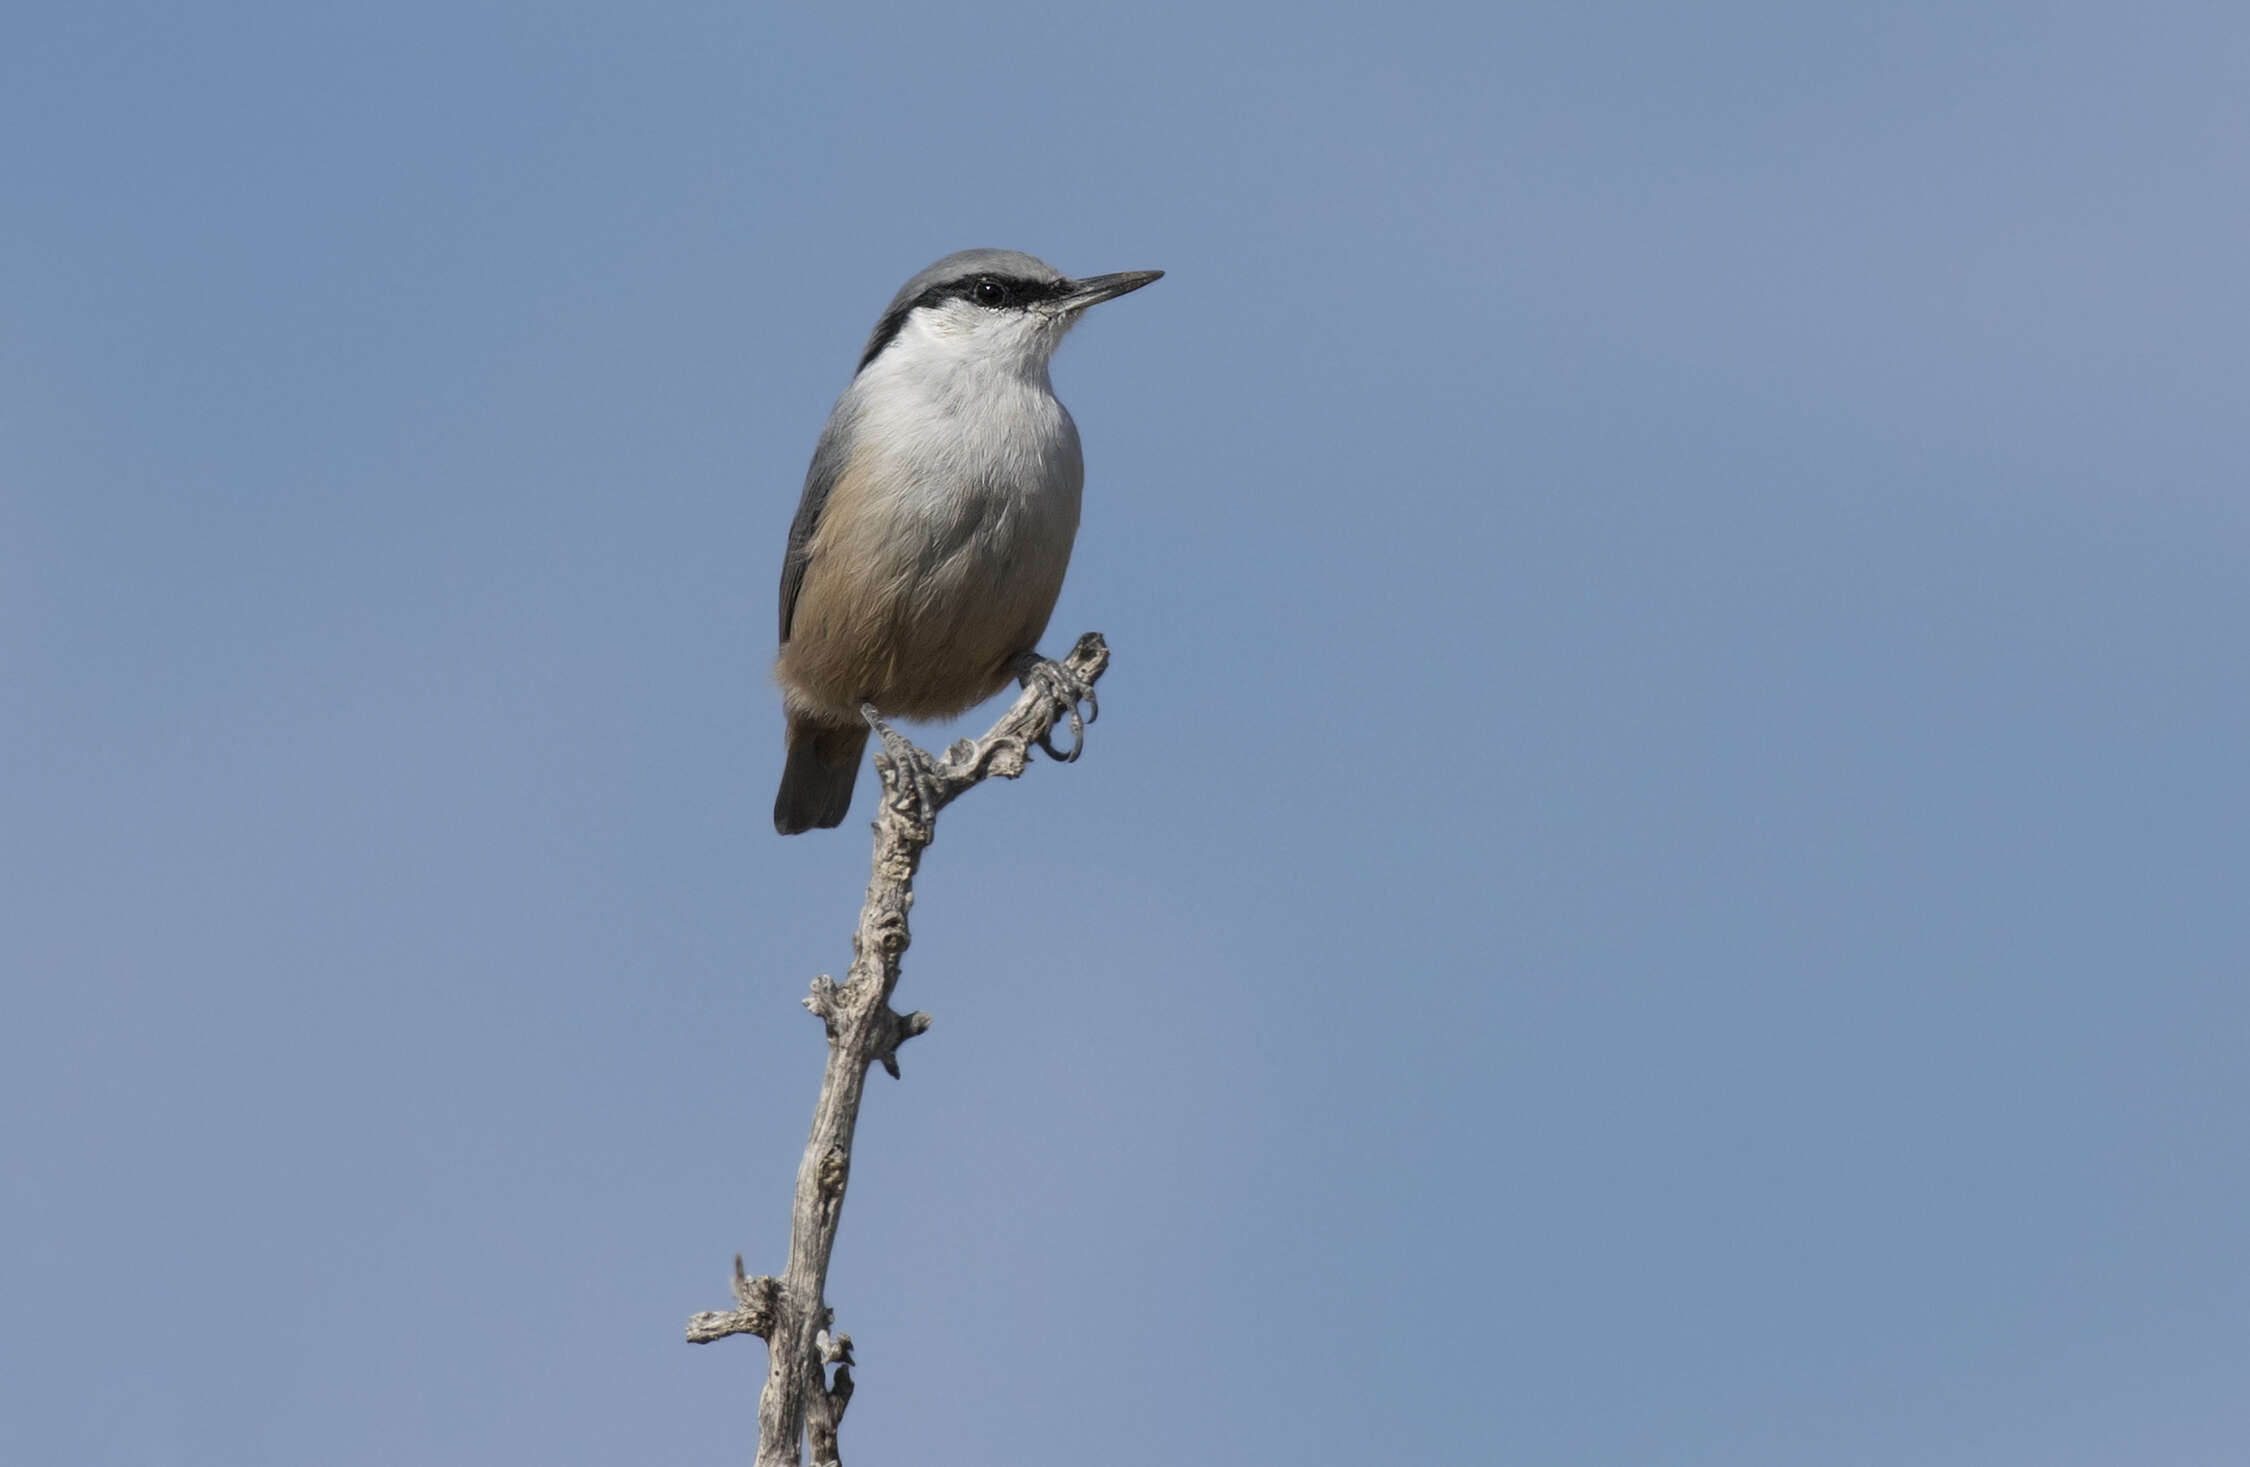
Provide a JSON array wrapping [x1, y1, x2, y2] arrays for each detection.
[[845, 341, 1085, 579]]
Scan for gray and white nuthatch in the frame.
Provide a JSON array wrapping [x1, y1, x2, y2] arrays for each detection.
[[770, 249, 1162, 834]]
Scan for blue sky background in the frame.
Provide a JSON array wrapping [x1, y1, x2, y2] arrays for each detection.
[[5, 3, 2246, 1463]]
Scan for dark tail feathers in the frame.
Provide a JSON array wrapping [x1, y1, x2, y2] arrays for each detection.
[[774, 718, 869, 834]]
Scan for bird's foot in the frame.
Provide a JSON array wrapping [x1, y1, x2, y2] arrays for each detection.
[[1011, 650, 1100, 763], [861, 703, 943, 827]]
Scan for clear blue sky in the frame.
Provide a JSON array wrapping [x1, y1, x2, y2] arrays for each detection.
[[5, 3, 2246, 1463]]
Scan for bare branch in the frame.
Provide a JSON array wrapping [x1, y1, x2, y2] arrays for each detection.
[[685, 634, 1110, 1466]]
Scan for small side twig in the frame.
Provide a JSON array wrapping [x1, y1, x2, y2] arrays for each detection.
[[686, 633, 1110, 1467], [686, 1257, 781, 1344]]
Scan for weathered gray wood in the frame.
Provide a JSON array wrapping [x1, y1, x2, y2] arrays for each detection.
[[687, 633, 1110, 1467]]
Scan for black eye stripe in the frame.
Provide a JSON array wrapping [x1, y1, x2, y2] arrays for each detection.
[[855, 274, 1068, 373], [956, 274, 1062, 308]]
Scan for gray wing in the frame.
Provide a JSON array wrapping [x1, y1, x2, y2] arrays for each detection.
[[778, 407, 857, 645]]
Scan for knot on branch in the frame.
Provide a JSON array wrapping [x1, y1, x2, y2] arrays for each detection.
[[959, 737, 1031, 783], [813, 1329, 857, 1440], [803, 974, 842, 1035], [684, 1256, 779, 1344], [867, 908, 911, 961], [817, 1146, 849, 1214], [874, 1007, 932, 1079]]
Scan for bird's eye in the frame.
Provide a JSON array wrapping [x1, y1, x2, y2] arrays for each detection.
[[973, 278, 1007, 307]]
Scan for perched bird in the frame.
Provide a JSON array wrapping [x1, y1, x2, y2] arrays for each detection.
[[771, 249, 1162, 833]]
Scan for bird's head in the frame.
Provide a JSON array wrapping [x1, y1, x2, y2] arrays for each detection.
[[854, 249, 1162, 382]]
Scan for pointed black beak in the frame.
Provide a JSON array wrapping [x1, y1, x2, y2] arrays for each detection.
[[1049, 269, 1164, 314]]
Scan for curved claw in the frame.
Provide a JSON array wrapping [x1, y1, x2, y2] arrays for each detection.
[[1028, 666, 1097, 762], [1035, 703, 1087, 763], [1011, 653, 1102, 764]]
